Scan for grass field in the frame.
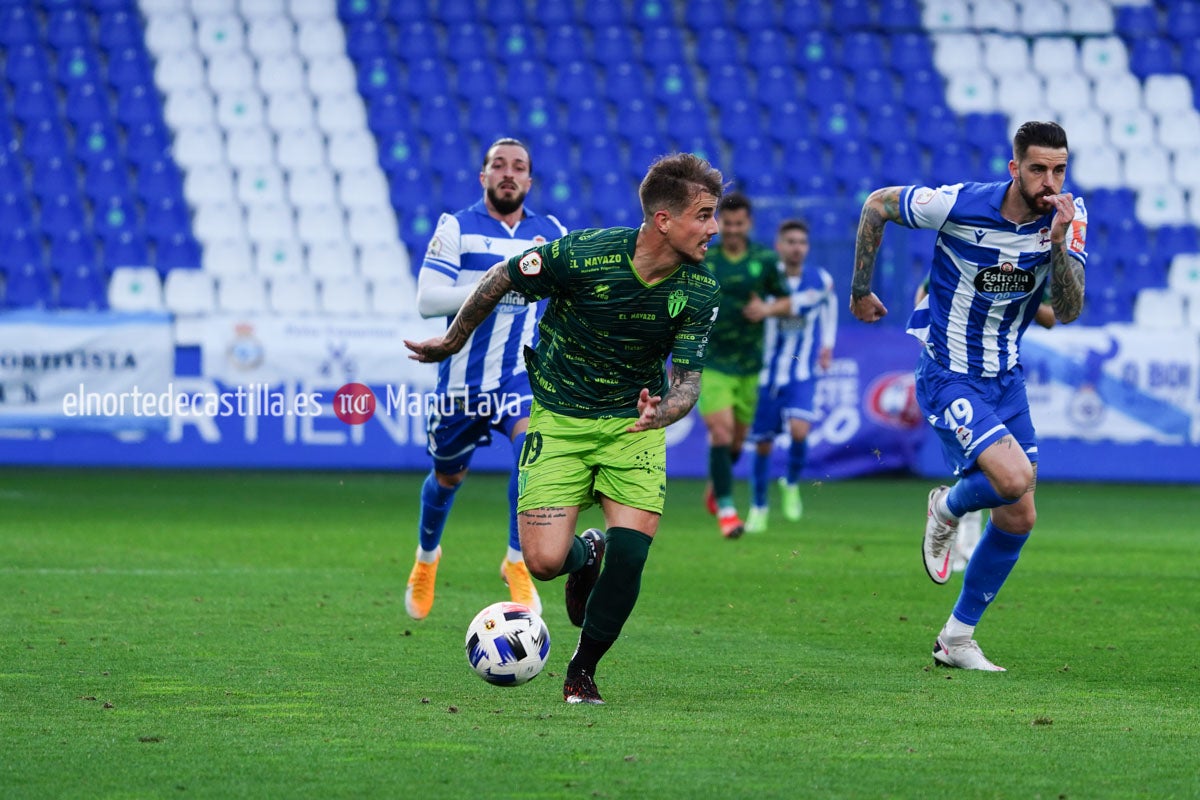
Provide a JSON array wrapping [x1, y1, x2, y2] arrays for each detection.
[[1, 468, 1197, 799]]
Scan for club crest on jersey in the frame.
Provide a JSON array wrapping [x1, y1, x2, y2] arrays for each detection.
[[667, 289, 687, 318], [518, 252, 542, 275]]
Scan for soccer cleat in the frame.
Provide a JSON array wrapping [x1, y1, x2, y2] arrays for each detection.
[[933, 637, 1007, 671], [922, 486, 959, 585], [500, 557, 542, 616], [779, 478, 803, 521], [745, 505, 769, 534], [563, 671, 605, 704], [718, 510, 744, 539], [564, 529, 605, 627], [704, 484, 718, 516], [951, 510, 984, 573], [404, 547, 441, 620]]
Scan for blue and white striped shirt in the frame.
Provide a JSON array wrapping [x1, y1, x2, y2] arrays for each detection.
[[760, 263, 837, 391], [902, 181, 1088, 377], [420, 201, 567, 395]]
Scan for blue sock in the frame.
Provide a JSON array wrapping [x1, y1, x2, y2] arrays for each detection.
[[952, 520, 1028, 626], [946, 469, 1012, 517], [751, 450, 770, 507], [786, 438, 807, 484], [507, 432, 526, 552], [418, 471, 459, 552]]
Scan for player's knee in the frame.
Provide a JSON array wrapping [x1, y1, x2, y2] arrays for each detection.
[[435, 469, 467, 488], [524, 555, 559, 582], [993, 463, 1033, 502]]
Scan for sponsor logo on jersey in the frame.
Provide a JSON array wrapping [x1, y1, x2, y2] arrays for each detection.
[[974, 263, 1036, 298], [519, 252, 542, 275], [583, 254, 623, 266]]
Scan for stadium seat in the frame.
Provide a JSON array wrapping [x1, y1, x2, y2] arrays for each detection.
[[216, 272, 268, 313], [1129, 37, 1177, 78], [1132, 287, 1187, 329], [164, 267, 217, 314], [693, 27, 740, 73], [1134, 185, 1187, 226], [891, 32, 933, 72], [1107, 109, 1157, 154], [108, 266, 165, 311], [58, 264, 109, 311], [316, 92, 368, 135], [1031, 37, 1079, 77], [267, 273, 319, 314], [1065, 0, 1113, 35], [922, 0, 970, 30], [369, 275, 417, 315], [755, 65, 801, 107], [1071, 146, 1124, 189], [1080, 36, 1129, 79], [48, 228, 99, 273], [4, 263, 54, 310], [1167, 3, 1200, 41], [359, 240, 411, 281], [307, 240, 357, 278], [320, 274, 371, 315]]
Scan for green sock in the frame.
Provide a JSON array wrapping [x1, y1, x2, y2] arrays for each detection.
[[710, 445, 734, 507], [555, 534, 588, 577], [581, 527, 652, 644]]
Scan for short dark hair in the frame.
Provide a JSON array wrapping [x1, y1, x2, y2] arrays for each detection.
[[778, 218, 809, 236], [639, 153, 725, 219], [1012, 121, 1068, 161], [718, 191, 752, 215], [482, 137, 533, 174]]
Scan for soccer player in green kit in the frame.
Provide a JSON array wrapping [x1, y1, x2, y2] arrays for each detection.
[[699, 192, 792, 538], [406, 153, 724, 704]]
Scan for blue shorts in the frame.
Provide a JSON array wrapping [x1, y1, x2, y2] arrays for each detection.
[[749, 380, 818, 442], [426, 375, 533, 475], [914, 351, 1038, 476]]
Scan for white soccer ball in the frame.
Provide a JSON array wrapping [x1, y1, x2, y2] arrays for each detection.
[[464, 601, 551, 686]]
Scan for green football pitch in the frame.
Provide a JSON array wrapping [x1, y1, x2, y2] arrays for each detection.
[[1, 468, 1197, 799]]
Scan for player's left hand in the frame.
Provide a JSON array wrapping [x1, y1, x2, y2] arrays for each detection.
[[742, 293, 769, 322], [405, 336, 454, 363], [626, 388, 662, 432], [850, 293, 888, 323], [1046, 193, 1075, 242]]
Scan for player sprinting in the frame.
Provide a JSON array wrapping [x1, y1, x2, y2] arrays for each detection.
[[745, 219, 837, 534], [407, 153, 723, 704], [405, 138, 567, 621], [851, 121, 1086, 671], [699, 192, 790, 538]]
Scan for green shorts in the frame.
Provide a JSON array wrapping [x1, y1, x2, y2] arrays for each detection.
[[517, 402, 667, 514], [697, 369, 759, 424]]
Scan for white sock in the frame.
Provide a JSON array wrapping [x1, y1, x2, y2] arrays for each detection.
[[417, 546, 439, 563], [935, 493, 959, 524], [942, 615, 975, 645], [505, 546, 522, 563], [718, 503, 737, 517]]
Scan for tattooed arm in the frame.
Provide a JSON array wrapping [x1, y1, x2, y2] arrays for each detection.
[[1045, 194, 1085, 324], [626, 365, 702, 433], [850, 186, 905, 323], [404, 260, 513, 362]]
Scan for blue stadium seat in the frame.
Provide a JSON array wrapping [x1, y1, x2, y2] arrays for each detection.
[[544, 24, 587, 64], [929, 141, 977, 184], [0, 190, 35, 231], [414, 94, 460, 138], [105, 46, 154, 89], [525, 129, 571, 174], [401, 204, 439, 253], [707, 64, 747, 107], [432, 0, 475, 26], [891, 32, 933, 72], [863, 102, 909, 147], [534, 2, 574, 29], [840, 32, 886, 71], [338, 0, 382, 23], [603, 61, 649, 104], [114, 82, 162, 129], [406, 57, 450, 100], [1129, 37, 1177, 78], [5, 42, 51, 85], [428, 131, 475, 181], [97, 11, 144, 53], [902, 69, 945, 112], [878, 0, 922, 30], [634, 0, 675, 29], [717, 99, 761, 147], [961, 112, 1008, 146], [366, 92, 408, 137], [57, 263, 108, 310], [676, 133, 721, 165], [1115, 4, 1160, 38], [576, 132, 621, 184], [779, 0, 825, 35], [541, 168, 584, 218], [1153, 225, 1198, 260], [733, 0, 782, 33], [694, 27, 741, 73], [664, 98, 711, 143], [592, 25, 636, 64], [74, 121, 123, 166], [0, 151, 24, 192], [495, 25, 542, 68], [764, 101, 809, 147], [124, 122, 172, 168], [345, 19, 390, 62], [686, 0, 731, 31], [23, 119, 71, 163], [65, 82, 113, 129], [1180, 39, 1200, 83], [47, 9, 92, 52], [745, 29, 792, 73], [84, 158, 130, 206], [554, 60, 600, 103], [830, 0, 874, 31], [39, 192, 88, 237], [465, 95, 513, 144], [155, 232, 203, 273], [56, 45, 106, 91], [143, 194, 191, 238], [0, 226, 43, 276], [456, 57, 500, 99], [0, 115, 17, 155], [387, 0, 429, 26], [878, 139, 924, 185], [1166, 4, 1200, 41], [0, 5, 39, 48], [912, 104, 960, 150], [13, 80, 60, 124], [562, 95, 606, 141], [580, 0, 630, 29], [729, 136, 776, 182], [393, 22, 439, 63], [515, 96, 556, 138], [48, 228, 98, 273], [803, 65, 849, 108], [505, 60, 550, 101], [95, 196, 141, 240], [755, 64, 800, 107], [742, 171, 789, 198], [796, 30, 836, 69], [377, 129, 422, 176], [390, 164, 433, 215], [4, 262, 54, 309], [853, 68, 898, 109], [624, 133, 666, 180], [654, 63, 697, 106], [102, 229, 150, 271], [974, 142, 1011, 180], [641, 26, 687, 69], [794, 171, 834, 197], [589, 172, 639, 228], [441, 23, 489, 65]]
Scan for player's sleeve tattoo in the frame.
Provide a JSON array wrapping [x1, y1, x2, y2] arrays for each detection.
[[1049, 242, 1085, 324], [852, 187, 903, 299], [655, 365, 702, 428], [441, 261, 513, 351]]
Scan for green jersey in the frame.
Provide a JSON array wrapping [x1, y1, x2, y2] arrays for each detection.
[[505, 227, 721, 419], [704, 242, 783, 375]]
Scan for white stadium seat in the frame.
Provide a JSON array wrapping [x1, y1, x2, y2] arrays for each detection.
[[1092, 73, 1141, 114], [145, 13, 195, 56], [239, 0, 286, 19], [981, 34, 1029, 76], [267, 90, 316, 132], [1122, 149, 1173, 190], [1041, 73, 1091, 115], [258, 53, 307, 95], [338, 167, 390, 210], [108, 267, 165, 312], [154, 50, 206, 91], [971, 2, 1018, 33], [1167, 254, 1200, 300], [288, 165, 338, 206], [348, 206, 397, 247], [359, 240, 411, 280], [296, 203, 347, 246], [1031, 36, 1078, 77], [269, 273, 319, 314], [193, 201, 248, 245], [255, 238, 306, 275], [1065, 0, 1115, 34], [184, 162, 236, 204], [1132, 288, 1187, 329], [1144, 75, 1194, 115], [1080, 36, 1129, 79], [290, 0, 336, 22], [306, 55, 357, 97], [320, 275, 370, 315], [995, 73, 1045, 114], [945, 72, 997, 113], [1172, 148, 1200, 193], [196, 14, 245, 57], [173, 124, 226, 169], [1134, 185, 1188, 226], [933, 33, 983, 72], [328, 129, 377, 171], [316, 92, 368, 134], [164, 86, 215, 128], [202, 238, 254, 276], [308, 240, 358, 278], [164, 269, 217, 315], [922, 0, 971, 30], [208, 50, 257, 92], [225, 127, 276, 169], [216, 89, 266, 130], [217, 272, 268, 314], [236, 164, 287, 206], [277, 128, 327, 170], [369, 276, 417, 315], [1107, 109, 1157, 153], [1057, 108, 1106, 149], [1019, 0, 1067, 35], [1070, 146, 1124, 189], [296, 18, 345, 58], [190, 0, 236, 16], [247, 15, 296, 57], [246, 203, 297, 244]]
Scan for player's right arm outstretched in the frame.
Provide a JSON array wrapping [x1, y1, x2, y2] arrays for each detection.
[[850, 186, 905, 323]]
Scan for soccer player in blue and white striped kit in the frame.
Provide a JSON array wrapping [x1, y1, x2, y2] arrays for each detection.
[[850, 121, 1087, 671], [406, 138, 568, 620], [745, 219, 837, 533]]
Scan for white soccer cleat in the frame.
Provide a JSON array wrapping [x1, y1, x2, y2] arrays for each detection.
[[923, 486, 959, 585], [933, 637, 1007, 671]]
